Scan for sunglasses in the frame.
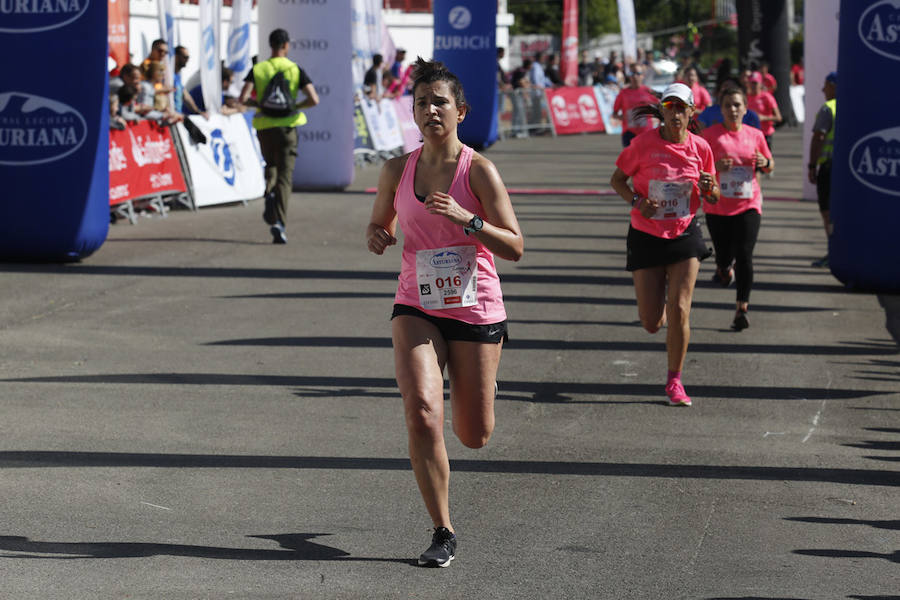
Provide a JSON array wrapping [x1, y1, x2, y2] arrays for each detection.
[[661, 99, 690, 111]]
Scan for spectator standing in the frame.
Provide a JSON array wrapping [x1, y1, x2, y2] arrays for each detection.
[[391, 48, 406, 79], [807, 72, 837, 268], [529, 52, 550, 89], [239, 28, 320, 244], [364, 53, 384, 99], [141, 39, 168, 78], [578, 50, 594, 86], [173, 46, 207, 117], [791, 60, 805, 85], [746, 71, 781, 150], [612, 64, 658, 147], [544, 53, 563, 87]]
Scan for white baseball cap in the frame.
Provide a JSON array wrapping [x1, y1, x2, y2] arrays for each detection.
[[661, 82, 694, 106]]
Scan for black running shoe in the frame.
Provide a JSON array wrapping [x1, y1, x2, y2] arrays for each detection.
[[270, 222, 287, 244], [731, 310, 749, 331], [418, 527, 457, 567]]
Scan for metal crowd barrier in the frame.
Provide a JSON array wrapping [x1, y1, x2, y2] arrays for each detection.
[[497, 88, 556, 139]]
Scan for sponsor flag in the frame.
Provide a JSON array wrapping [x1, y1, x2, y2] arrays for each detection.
[[561, 0, 579, 86], [198, 0, 222, 113], [351, 0, 382, 90], [616, 0, 637, 63], [227, 0, 253, 97], [108, 0, 129, 69]]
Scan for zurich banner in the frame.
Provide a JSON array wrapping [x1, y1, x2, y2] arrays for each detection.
[[830, 0, 900, 291], [433, 0, 498, 149], [0, 1, 109, 261]]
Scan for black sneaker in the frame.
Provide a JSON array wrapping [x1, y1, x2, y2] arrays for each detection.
[[418, 527, 456, 567], [270, 222, 287, 244]]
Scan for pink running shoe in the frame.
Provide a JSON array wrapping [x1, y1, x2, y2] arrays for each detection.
[[666, 379, 692, 406]]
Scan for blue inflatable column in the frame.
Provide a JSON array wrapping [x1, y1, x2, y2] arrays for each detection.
[[0, 3, 109, 261], [830, 0, 900, 291], [433, 1, 498, 149]]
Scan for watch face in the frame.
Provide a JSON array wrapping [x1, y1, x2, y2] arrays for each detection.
[[472, 216, 483, 230]]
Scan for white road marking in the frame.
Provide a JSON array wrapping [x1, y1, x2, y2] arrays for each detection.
[[141, 501, 172, 511]]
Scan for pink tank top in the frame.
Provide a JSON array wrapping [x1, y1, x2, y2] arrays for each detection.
[[393, 145, 506, 325]]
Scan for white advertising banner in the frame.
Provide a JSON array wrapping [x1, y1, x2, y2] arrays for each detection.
[[227, 0, 253, 97], [198, 0, 222, 114], [174, 114, 265, 207], [616, 0, 638, 63], [259, 1, 355, 189], [351, 0, 382, 90], [359, 97, 405, 152], [802, 0, 839, 201]]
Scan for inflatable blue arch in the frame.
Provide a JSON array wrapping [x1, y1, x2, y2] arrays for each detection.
[[0, 2, 109, 261]]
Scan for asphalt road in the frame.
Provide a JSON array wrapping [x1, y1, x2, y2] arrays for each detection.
[[0, 126, 897, 599]]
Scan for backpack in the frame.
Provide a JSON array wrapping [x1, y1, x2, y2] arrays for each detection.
[[259, 66, 299, 118]]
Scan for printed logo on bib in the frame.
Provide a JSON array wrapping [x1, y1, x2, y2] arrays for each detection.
[[648, 179, 692, 220], [416, 246, 478, 310], [719, 165, 754, 199]]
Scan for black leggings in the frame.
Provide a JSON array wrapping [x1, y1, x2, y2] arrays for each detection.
[[705, 210, 761, 303]]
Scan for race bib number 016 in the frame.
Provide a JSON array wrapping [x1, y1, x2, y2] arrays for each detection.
[[648, 179, 692, 220], [416, 245, 478, 310], [719, 165, 754, 199]]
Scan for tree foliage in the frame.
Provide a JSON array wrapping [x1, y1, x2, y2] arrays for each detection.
[[508, 0, 717, 39]]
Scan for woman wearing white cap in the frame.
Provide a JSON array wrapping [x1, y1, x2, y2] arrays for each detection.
[[609, 83, 719, 406]]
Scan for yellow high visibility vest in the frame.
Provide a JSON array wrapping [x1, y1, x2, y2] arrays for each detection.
[[251, 57, 308, 130]]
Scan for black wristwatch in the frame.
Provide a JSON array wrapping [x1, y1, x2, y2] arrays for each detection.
[[464, 215, 484, 235]]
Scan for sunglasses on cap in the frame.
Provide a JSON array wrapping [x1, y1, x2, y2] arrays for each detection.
[[661, 99, 690, 111]]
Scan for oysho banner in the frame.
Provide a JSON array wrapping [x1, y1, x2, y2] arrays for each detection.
[[829, 0, 900, 291], [0, 0, 109, 260], [258, 1, 354, 189], [433, 0, 498, 149]]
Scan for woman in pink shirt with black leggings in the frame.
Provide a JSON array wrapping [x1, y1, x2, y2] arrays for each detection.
[[366, 58, 523, 568]]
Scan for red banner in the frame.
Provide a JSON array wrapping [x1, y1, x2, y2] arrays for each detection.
[[108, 0, 129, 69], [545, 87, 606, 135], [109, 121, 187, 206], [560, 0, 579, 86]]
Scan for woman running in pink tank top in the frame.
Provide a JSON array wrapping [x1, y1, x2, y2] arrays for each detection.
[[366, 58, 524, 567]]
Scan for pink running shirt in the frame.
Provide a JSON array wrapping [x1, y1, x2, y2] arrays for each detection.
[[747, 91, 778, 136], [615, 128, 716, 239], [393, 145, 506, 325], [613, 86, 659, 136], [701, 123, 771, 216], [690, 83, 712, 113]]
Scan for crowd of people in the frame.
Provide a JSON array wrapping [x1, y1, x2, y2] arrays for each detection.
[[108, 38, 247, 131]]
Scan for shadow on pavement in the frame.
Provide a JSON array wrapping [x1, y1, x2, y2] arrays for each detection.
[[0, 534, 411, 564], [2, 373, 885, 401], [0, 451, 896, 487]]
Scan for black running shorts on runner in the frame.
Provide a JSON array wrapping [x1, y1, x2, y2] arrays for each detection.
[[391, 304, 509, 343], [626, 217, 712, 271]]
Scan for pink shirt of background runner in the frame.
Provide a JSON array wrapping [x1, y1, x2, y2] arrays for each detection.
[[701, 123, 771, 216], [393, 145, 506, 325], [747, 91, 778, 137], [613, 86, 660, 136], [616, 128, 716, 239], [690, 82, 712, 112]]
